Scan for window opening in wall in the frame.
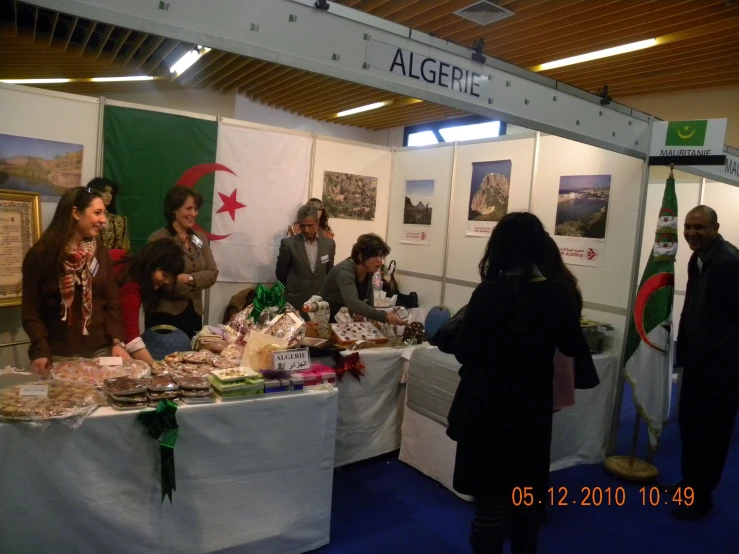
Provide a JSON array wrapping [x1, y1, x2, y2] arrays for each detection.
[[403, 115, 506, 147]]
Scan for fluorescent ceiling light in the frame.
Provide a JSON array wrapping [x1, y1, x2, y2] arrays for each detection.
[[1, 78, 71, 84], [532, 39, 657, 71], [337, 101, 388, 117], [439, 121, 501, 142], [407, 131, 439, 147], [91, 76, 154, 82], [170, 46, 211, 77]]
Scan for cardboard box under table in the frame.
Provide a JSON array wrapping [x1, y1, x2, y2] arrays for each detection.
[[398, 347, 618, 499], [0, 389, 338, 554]]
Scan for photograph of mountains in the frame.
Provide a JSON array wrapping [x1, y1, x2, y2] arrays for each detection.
[[554, 174, 612, 239], [322, 170, 378, 221], [403, 179, 434, 225], [468, 160, 512, 222], [0, 133, 83, 199]]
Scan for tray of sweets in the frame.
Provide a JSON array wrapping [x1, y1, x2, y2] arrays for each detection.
[[331, 322, 388, 347], [209, 367, 260, 383]]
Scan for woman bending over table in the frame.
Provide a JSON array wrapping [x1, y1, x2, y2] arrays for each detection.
[[111, 239, 185, 365], [22, 186, 129, 374], [319, 233, 405, 326]]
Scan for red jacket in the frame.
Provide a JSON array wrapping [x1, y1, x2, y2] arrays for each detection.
[[110, 249, 142, 344]]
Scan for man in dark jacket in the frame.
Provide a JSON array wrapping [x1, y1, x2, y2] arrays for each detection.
[[672, 205, 739, 520]]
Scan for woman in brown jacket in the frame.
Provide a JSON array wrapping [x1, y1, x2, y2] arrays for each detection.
[[22, 186, 129, 374], [146, 186, 219, 338]]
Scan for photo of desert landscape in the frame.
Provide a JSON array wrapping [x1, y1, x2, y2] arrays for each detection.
[[322, 170, 378, 221]]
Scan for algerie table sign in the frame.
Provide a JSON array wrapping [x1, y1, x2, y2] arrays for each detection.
[[272, 348, 311, 372], [649, 119, 727, 166]]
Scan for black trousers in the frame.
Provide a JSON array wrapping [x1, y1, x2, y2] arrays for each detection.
[[679, 363, 739, 503], [145, 301, 203, 340]]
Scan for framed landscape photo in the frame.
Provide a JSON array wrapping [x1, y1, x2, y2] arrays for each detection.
[[0, 189, 42, 307]]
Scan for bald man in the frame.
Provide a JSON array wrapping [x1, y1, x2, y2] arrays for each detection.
[[671, 205, 739, 520]]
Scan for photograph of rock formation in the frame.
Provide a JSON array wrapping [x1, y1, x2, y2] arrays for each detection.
[[322, 170, 378, 221], [0, 133, 83, 200], [554, 174, 611, 239], [468, 160, 512, 222], [403, 179, 434, 225]]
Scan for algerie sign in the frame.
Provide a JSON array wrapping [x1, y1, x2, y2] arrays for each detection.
[[365, 39, 488, 99], [649, 119, 727, 165]]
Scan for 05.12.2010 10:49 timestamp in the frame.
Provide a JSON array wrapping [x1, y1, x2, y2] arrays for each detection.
[[511, 486, 695, 507]]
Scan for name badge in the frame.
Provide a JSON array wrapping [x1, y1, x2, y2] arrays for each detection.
[[321, 255, 329, 264], [90, 257, 99, 277], [191, 235, 203, 249]]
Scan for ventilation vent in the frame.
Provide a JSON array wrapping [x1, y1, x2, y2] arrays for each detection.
[[453, 1, 515, 26]]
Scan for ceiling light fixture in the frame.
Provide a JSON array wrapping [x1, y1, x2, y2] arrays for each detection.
[[531, 39, 658, 72], [1, 78, 71, 84], [91, 76, 154, 82], [170, 45, 211, 77], [336, 101, 389, 117]]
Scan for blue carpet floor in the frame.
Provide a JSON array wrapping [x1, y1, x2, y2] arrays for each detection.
[[315, 384, 739, 553]]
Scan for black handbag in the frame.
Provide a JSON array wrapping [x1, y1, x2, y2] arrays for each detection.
[[382, 260, 399, 297]]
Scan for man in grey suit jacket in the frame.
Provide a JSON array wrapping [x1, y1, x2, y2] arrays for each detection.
[[276, 204, 336, 314]]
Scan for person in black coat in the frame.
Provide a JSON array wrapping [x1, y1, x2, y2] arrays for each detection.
[[446, 213, 583, 554], [670, 205, 739, 520]]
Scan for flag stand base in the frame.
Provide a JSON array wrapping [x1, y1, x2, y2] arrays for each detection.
[[604, 455, 659, 482]]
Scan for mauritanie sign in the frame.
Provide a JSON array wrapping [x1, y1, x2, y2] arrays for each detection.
[[650, 119, 727, 165]]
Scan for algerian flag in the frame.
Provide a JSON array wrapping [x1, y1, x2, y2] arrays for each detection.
[[104, 106, 310, 282], [624, 172, 678, 449]]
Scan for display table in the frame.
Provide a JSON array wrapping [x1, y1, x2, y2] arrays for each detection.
[[399, 348, 618, 498], [0, 389, 338, 554], [316, 347, 410, 467]]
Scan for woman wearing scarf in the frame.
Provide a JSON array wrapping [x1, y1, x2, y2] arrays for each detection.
[[22, 186, 129, 374]]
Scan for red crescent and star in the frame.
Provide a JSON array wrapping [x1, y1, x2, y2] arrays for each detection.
[[633, 272, 674, 351], [175, 163, 246, 241]]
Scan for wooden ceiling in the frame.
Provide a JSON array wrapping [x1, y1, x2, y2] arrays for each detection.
[[334, 0, 739, 97], [1, 0, 738, 131]]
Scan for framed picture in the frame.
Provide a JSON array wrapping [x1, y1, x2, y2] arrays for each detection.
[[0, 189, 42, 307]]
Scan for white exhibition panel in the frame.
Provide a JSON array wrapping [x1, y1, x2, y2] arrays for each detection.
[[311, 139, 392, 261], [0, 84, 100, 228], [387, 144, 455, 277], [394, 275, 443, 314], [443, 283, 475, 315], [0, 390, 338, 554], [533, 135, 645, 314], [447, 135, 536, 282], [703, 180, 739, 247]]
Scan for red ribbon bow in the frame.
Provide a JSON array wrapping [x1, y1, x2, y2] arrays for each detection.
[[333, 352, 366, 382]]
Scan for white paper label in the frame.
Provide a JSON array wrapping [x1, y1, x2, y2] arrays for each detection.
[[191, 235, 203, 248], [321, 254, 329, 264], [20, 384, 48, 397], [98, 357, 123, 366], [272, 348, 311, 372]]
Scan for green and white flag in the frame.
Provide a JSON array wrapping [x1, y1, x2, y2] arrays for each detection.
[[624, 172, 678, 448], [103, 106, 311, 283]]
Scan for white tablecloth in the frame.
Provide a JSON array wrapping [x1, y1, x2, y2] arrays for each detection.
[[0, 390, 338, 554], [317, 347, 410, 467], [399, 351, 618, 498]]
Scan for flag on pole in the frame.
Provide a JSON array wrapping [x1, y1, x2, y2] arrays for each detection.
[[103, 106, 311, 282], [624, 171, 678, 449]]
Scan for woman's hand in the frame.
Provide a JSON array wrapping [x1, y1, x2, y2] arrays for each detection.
[[111, 345, 131, 359], [387, 312, 407, 326], [31, 357, 50, 374], [177, 273, 191, 286]]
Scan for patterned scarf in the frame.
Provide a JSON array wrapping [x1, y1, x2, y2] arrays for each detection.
[[60, 238, 97, 335]]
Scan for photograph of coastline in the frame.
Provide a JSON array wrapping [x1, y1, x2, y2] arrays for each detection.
[[554, 174, 611, 239], [322, 170, 377, 221], [0, 133, 83, 200], [403, 179, 434, 225]]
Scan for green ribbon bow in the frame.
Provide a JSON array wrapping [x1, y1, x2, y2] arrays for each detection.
[[138, 399, 179, 503], [249, 282, 287, 322]]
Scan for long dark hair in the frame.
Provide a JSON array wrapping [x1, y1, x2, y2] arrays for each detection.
[[540, 235, 583, 314], [308, 197, 332, 234], [34, 186, 102, 278], [116, 239, 185, 310], [478, 212, 548, 281], [87, 177, 119, 214]]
